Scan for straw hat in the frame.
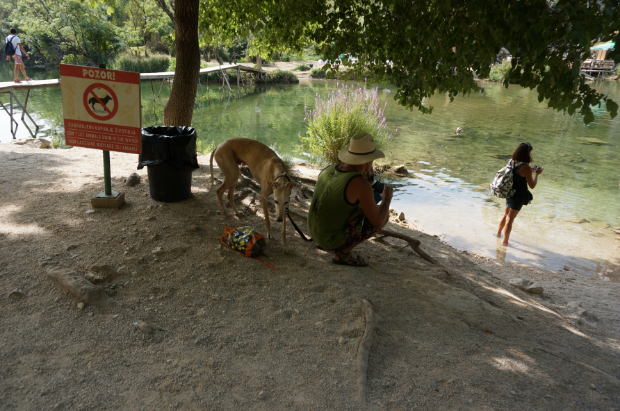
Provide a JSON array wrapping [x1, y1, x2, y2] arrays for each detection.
[[338, 133, 385, 165]]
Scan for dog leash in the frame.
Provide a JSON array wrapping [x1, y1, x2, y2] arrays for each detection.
[[285, 206, 314, 242]]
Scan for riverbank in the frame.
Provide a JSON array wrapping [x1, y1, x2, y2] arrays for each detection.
[[1, 141, 619, 409]]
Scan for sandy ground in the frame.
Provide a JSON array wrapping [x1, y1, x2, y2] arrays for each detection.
[[1, 140, 620, 410]]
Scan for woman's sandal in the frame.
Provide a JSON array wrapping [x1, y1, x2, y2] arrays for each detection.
[[332, 250, 369, 267]]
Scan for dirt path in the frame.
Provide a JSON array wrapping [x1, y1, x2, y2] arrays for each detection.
[[1, 141, 619, 410]]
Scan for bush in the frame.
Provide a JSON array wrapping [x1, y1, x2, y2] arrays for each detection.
[[488, 62, 549, 83], [310, 67, 326, 78], [488, 62, 510, 82], [256, 69, 299, 84], [295, 64, 311, 71], [113, 55, 171, 73], [300, 83, 394, 165], [169, 57, 213, 72]]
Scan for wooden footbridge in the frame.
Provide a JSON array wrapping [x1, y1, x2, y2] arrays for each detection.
[[0, 63, 265, 139]]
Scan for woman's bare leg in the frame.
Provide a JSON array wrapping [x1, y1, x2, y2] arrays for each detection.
[[502, 208, 520, 245], [496, 207, 510, 237]]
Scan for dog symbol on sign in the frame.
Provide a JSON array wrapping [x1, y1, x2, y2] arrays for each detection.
[[88, 94, 113, 112], [83, 83, 118, 121]]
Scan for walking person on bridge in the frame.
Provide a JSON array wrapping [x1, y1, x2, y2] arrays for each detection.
[[5, 28, 33, 83]]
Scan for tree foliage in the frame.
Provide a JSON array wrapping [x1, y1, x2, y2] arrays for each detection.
[[199, 0, 619, 124], [0, 0, 175, 67], [4, 0, 126, 66], [198, 0, 317, 61], [119, 0, 174, 56]]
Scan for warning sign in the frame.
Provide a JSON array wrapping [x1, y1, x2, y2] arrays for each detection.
[[60, 64, 141, 154]]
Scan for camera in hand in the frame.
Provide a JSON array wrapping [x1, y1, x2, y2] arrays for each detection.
[[531, 165, 539, 171]]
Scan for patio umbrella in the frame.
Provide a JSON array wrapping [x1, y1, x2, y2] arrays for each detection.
[[590, 42, 615, 51]]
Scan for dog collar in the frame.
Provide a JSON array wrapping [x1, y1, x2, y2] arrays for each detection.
[[274, 172, 290, 182]]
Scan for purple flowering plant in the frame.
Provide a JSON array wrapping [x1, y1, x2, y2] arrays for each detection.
[[301, 83, 394, 164]]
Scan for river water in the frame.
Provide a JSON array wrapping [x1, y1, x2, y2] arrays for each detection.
[[2, 63, 619, 280]]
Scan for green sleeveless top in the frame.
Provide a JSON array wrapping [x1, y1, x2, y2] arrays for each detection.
[[307, 165, 362, 250]]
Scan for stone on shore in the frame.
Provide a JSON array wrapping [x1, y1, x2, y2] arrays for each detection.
[[87, 264, 117, 283], [45, 266, 118, 308], [11, 138, 50, 148], [90, 264, 116, 276], [398, 212, 406, 221], [509, 278, 544, 294], [125, 173, 141, 187], [135, 321, 154, 334], [8, 289, 25, 299]]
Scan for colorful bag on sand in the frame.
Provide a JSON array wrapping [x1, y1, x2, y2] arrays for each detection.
[[490, 160, 524, 198], [224, 226, 266, 257]]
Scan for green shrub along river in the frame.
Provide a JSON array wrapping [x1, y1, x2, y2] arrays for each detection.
[[1, 63, 619, 278]]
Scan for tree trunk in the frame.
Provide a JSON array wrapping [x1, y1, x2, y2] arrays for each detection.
[[256, 53, 262, 70], [163, 0, 199, 126]]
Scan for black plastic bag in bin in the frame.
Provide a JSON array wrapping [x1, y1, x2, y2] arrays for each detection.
[[138, 126, 199, 172]]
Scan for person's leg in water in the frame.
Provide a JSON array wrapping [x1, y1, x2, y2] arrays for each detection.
[[496, 207, 510, 237], [502, 208, 520, 245]]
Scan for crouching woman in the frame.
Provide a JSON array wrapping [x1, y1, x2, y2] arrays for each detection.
[[308, 133, 393, 266]]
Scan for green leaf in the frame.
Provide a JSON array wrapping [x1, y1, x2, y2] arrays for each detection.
[[106, 6, 114, 15]]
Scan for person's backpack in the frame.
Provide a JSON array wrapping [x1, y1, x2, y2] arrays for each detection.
[[4, 36, 17, 57], [490, 160, 524, 198]]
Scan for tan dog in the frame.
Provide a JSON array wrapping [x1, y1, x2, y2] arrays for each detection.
[[208, 138, 296, 249]]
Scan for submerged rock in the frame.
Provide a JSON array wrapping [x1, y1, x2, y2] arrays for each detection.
[[576, 137, 610, 146], [561, 217, 590, 224], [393, 165, 409, 176]]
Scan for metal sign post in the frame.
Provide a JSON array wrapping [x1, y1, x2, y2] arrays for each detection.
[[99, 64, 114, 201]]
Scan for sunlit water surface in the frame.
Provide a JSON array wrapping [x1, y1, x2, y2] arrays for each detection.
[[1, 63, 619, 280]]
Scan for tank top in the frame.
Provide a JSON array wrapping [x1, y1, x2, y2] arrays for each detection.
[[307, 165, 361, 250], [509, 163, 529, 201]]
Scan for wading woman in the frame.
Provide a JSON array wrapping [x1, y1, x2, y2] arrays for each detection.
[[497, 142, 544, 245]]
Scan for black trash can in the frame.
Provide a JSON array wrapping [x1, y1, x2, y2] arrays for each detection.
[[138, 126, 199, 202]]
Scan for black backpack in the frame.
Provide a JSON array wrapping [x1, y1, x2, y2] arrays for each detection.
[[5, 35, 17, 57]]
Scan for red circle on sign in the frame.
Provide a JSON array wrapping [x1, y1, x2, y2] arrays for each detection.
[[83, 83, 118, 121]]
